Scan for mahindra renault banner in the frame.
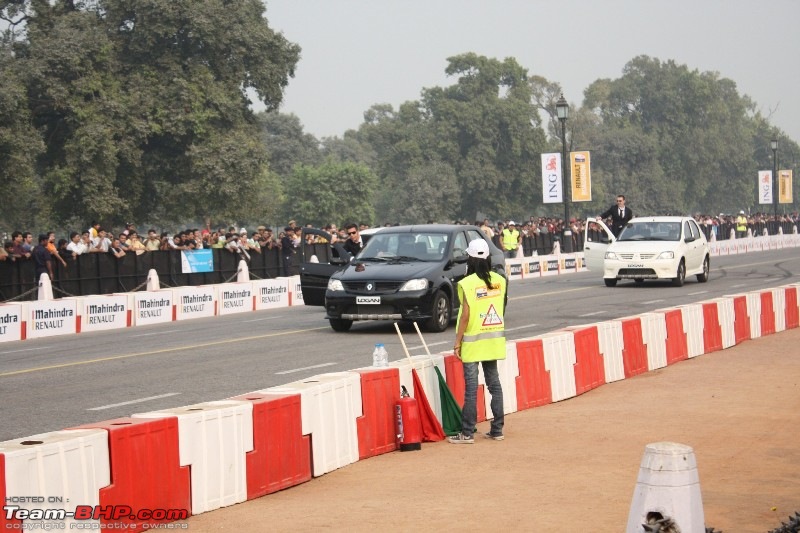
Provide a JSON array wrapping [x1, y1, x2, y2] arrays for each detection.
[[541, 153, 563, 203], [570, 151, 591, 202], [779, 170, 793, 204], [758, 170, 773, 204], [181, 249, 214, 274]]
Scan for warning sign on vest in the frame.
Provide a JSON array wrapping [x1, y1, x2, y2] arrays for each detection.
[[481, 304, 503, 326]]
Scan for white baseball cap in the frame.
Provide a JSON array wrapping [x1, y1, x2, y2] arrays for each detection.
[[466, 239, 490, 258], [508, 220, 516, 225]]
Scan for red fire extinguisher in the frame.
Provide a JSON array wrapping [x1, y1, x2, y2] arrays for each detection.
[[395, 385, 422, 451]]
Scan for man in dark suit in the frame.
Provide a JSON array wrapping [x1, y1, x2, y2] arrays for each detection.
[[342, 222, 363, 259], [599, 194, 634, 237]]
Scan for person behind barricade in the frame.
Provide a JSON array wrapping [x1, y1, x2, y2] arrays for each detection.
[[0, 241, 12, 262], [501, 221, 521, 259], [46, 231, 68, 269], [736, 210, 748, 238], [32, 233, 54, 281], [599, 194, 634, 238], [11, 231, 30, 259], [127, 232, 147, 254], [479, 219, 495, 240], [280, 227, 297, 275], [90, 228, 111, 253], [67, 232, 86, 255], [21, 232, 33, 253], [449, 238, 507, 444]]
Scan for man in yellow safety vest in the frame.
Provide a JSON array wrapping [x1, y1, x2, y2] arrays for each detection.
[[501, 221, 521, 258], [736, 210, 747, 239], [449, 238, 507, 444]]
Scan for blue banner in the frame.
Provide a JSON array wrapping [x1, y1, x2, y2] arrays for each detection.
[[181, 249, 214, 273]]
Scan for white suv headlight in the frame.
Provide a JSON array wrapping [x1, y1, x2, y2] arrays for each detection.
[[400, 278, 428, 291], [605, 251, 618, 260], [656, 251, 675, 259], [327, 279, 344, 291]]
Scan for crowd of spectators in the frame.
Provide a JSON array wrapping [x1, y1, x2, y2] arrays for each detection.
[[2, 211, 798, 269]]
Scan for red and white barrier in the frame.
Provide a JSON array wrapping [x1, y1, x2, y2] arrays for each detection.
[[132, 400, 254, 514], [0, 429, 110, 528], [260, 372, 361, 477]]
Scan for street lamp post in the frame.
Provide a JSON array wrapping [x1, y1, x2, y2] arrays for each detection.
[[556, 94, 571, 253], [771, 139, 778, 234]]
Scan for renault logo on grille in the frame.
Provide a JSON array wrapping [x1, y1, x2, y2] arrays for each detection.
[[366, 283, 374, 291]]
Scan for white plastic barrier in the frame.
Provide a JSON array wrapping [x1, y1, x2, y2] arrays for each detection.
[[523, 256, 541, 278], [0, 302, 24, 343], [260, 372, 361, 477], [480, 341, 519, 416], [173, 285, 217, 320], [596, 320, 625, 383], [390, 354, 445, 424], [0, 429, 110, 527], [678, 303, 705, 358], [26, 299, 78, 339], [132, 400, 254, 514], [538, 330, 577, 402], [70, 294, 130, 333], [216, 282, 254, 315], [711, 297, 736, 349], [539, 255, 560, 277], [639, 313, 667, 371], [505, 259, 524, 281], [626, 442, 705, 533], [745, 291, 763, 339], [289, 275, 305, 306], [252, 278, 291, 310], [770, 287, 786, 333], [133, 290, 174, 326]]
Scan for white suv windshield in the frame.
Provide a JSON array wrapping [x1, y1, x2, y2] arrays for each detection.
[[359, 232, 449, 261], [618, 221, 681, 242]]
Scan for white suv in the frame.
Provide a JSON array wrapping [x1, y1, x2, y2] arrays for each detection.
[[583, 216, 710, 287]]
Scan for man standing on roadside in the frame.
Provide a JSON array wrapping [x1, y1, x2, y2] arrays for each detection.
[[32, 234, 54, 281], [449, 239, 506, 444], [501, 221, 521, 258]]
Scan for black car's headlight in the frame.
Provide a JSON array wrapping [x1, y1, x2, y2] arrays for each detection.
[[399, 278, 428, 291], [327, 279, 344, 291]]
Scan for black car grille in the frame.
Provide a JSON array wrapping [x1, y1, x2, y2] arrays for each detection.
[[618, 268, 658, 278], [342, 281, 404, 294]]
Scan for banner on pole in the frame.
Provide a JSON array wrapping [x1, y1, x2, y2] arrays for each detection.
[[181, 249, 214, 273], [541, 153, 562, 203], [570, 151, 592, 202], [779, 169, 793, 204], [758, 170, 773, 204]]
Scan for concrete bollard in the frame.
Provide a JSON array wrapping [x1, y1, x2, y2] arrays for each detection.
[[237, 259, 250, 282], [37, 273, 54, 300], [626, 442, 705, 533], [146, 269, 160, 291]]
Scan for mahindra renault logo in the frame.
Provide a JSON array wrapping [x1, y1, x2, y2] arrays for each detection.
[[366, 283, 374, 292]]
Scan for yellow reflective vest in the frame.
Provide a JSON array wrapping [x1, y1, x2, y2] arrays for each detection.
[[457, 272, 507, 363], [502, 228, 519, 251], [736, 215, 747, 232]]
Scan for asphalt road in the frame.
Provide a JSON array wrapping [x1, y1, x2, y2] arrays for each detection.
[[1, 248, 799, 441]]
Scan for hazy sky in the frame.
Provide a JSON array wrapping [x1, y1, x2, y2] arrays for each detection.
[[262, 0, 800, 145]]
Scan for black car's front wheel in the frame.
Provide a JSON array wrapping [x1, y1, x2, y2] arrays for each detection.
[[425, 290, 451, 332], [329, 318, 353, 332]]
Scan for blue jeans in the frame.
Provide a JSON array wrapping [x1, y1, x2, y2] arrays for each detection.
[[461, 360, 504, 437]]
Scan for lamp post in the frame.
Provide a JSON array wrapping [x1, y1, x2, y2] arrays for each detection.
[[771, 139, 778, 234], [556, 94, 571, 252]]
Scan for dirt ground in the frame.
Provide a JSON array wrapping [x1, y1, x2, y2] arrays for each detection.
[[185, 328, 800, 532]]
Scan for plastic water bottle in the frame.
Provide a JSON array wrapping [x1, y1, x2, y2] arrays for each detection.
[[372, 343, 388, 367]]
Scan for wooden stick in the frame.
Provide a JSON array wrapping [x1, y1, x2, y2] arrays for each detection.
[[393, 322, 415, 367], [412, 321, 433, 358]]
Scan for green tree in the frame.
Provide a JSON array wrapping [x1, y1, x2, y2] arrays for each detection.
[[287, 161, 377, 227]]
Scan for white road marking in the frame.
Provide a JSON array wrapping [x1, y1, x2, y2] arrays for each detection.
[[688, 291, 708, 296], [132, 330, 179, 337], [505, 324, 539, 331], [88, 393, 181, 411], [579, 311, 604, 317], [641, 299, 664, 305], [275, 362, 338, 375], [731, 284, 746, 288], [243, 316, 285, 322], [0, 347, 47, 354]]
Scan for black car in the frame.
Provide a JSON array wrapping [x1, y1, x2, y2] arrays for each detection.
[[299, 224, 506, 332]]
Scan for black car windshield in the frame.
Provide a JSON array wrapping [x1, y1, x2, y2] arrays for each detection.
[[358, 232, 450, 261], [618, 221, 681, 242]]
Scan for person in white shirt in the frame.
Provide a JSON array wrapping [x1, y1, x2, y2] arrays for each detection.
[[66, 232, 88, 255], [90, 228, 111, 253]]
